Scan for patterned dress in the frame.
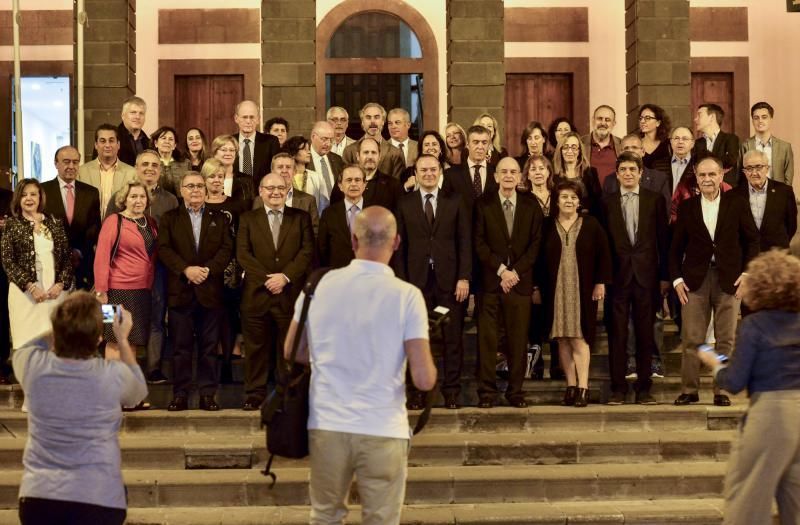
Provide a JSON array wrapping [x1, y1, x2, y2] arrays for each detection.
[[550, 217, 583, 339]]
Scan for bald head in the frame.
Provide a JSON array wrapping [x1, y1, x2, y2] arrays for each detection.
[[310, 121, 335, 156], [234, 100, 260, 137], [352, 206, 399, 263], [258, 173, 288, 211]]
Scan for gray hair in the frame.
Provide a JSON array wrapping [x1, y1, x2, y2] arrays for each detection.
[[743, 149, 770, 166]]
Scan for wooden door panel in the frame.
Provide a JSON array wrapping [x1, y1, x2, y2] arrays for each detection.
[[174, 74, 243, 149], [691, 72, 734, 133], [505, 73, 572, 158]]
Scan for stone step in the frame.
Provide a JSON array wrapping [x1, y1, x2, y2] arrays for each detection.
[[0, 405, 745, 438], [0, 430, 736, 470], [0, 462, 728, 508], [0, 498, 766, 525]]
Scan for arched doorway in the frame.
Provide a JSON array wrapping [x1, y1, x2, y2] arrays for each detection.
[[316, 0, 439, 138]]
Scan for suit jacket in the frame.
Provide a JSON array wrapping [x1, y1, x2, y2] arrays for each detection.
[[0, 188, 13, 283], [396, 190, 472, 291], [692, 131, 741, 186], [602, 167, 671, 220], [739, 136, 795, 188], [234, 131, 280, 188], [732, 179, 797, 252], [317, 200, 355, 268], [391, 139, 418, 168], [116, 123, 148, 168], [77, 158, 137, 214], [670, 191, 759, 294], [601, 188, 669, 289], [442, 163, 498, 215], [473, 192, 543, 295], [253, 189, 319, 236], [329, 170, 401, 212], [342, 138, 406, 179], [237, 206, 314, 310], [157, 205, 233, 309]]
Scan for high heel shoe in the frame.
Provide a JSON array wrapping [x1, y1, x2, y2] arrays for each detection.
[[561, 386, 577, 406], [574, 388, 589, 407]]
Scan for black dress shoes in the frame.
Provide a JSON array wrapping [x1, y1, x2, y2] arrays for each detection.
[[574, 388, 589, 408], [674, 393, 700, 405], [561, 386, 577, 406], [199, 395, 220, 411], [242, 396, 264, 411], [477, 396, 495, 409], [713, 394, 731, 406], [167, 396, 188, 412], [406, 393, 425, 411], [506, 396, 528, 409], [443, 394, 460, 410]]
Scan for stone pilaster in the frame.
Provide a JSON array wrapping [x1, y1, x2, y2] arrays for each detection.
[[625, 0, 691, 132], [447, 0, 505, 132], [79, 0, 136, 159], [261, 0, 316, 138]]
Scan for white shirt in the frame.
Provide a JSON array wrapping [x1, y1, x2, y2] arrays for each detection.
[[420, 188, 439, 215], [391, 138, 411, 164], [237, 132, 256, 173], [466, 158, 488, 191], [298, 259, 429, 439], [700, 190, 721, 241], [330, 136, 347, 157], [57, 176, 75, 211], [310, 148, 334, 194]]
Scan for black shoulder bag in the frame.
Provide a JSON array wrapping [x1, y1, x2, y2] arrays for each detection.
[[261, 267, 330, 487]]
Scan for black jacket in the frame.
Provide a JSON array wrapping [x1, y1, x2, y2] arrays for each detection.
[[732, 179, 797, 252]]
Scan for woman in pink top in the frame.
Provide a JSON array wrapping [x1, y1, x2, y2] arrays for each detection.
[[94, 181, 157, 351]]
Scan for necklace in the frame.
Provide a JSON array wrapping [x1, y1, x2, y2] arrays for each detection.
[[128, 215, 147, 228]]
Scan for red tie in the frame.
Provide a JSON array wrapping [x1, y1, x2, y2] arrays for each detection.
[[65, 183, 75, 224]]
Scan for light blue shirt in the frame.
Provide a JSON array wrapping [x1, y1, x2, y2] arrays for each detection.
[[748, 179, 768, 229], [755, 136, 774, 179], [671, 155, 690, 193], [187, 205, 204, 249]]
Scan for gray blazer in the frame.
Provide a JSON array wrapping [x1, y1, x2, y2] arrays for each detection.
[[77, 159, 137, 216], [740, 136, 795, 189]]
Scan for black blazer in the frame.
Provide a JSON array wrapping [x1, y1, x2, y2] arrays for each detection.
[[669, 191, 759, 295], [442, 163, 498, 215], [602, 167, 671, 219], [234, 131, 280, 188], [157, 206, 233, 309], [396, 190, 472, 290], [41, 178, 101, 255], [0, 188, 13, 284], [317, 201, 354, 269], [309, 152, 344, 185], [473, 192, 543, 295], [732, 180, 797, 252], [601, 188, 669, 288], [692, 131, 741, 186], [329, 171, 401, 212], [237, 206, 314, 310]]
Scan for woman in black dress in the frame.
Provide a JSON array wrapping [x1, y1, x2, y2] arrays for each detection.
[[552, 131, 602, 216], [638, 104, 672, 175]]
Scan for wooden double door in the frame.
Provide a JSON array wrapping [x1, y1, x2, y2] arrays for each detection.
[[174, 74, 244, 147]]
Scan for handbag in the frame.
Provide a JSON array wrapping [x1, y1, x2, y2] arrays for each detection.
[[261, 267, 330, 487]]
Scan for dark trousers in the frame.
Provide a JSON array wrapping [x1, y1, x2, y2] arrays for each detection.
[[19, 497, 125, 525], [241, 298, 291, 399], [476, 291, 530, 399], [0, 272, 9, 377], [169, 299, 222, 397], [528, 301, 560, 375], [417, 270, 465, 396], [609, 280, 655, 394]]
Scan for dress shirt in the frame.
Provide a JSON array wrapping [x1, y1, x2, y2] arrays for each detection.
[[237, 132, 256, 174], [496, 190, 518, 276], [671, 155, 690, 193], [672, 190, 722, 289], [704, 131, 718, 152], [187, 205, 204, 249], [331, 137, 347, 157], [286, 188, 294, 208], [747, 180, 768, 229], [621, 185, 640, 242], [263, 205, 286, 223], [98, 160, 118, 218], [223, 176, 233, 198], [391, 138, 411, 164], [311, 148, 333, 194], [344, 197, 364, 232], [420, 188, 439, 215], [57, 176, 73, 211], [755, 136, 774, 179], [466, 158, 488, 191]]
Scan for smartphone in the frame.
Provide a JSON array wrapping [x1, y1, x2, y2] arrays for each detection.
[[697, 343, 729, 363], [101, 304, 119, 324]]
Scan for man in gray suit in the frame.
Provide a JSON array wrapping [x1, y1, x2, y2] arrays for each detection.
[[78, 123, 137, 219], [388, 108, 418, 168], [739, 101, 795, 189], [308, 121, 344, 214], [253, 153, 319, 236], [342, 102, 406, 179]]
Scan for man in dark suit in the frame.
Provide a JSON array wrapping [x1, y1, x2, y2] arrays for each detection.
[[603, 134, 671, 215], [473, 157, 543, 408], [692, 103, 740, 187], [735, 149, 797, 252], [308, 121, 345, 213], [158, 172, 233, 411], [342, 102, 406, 179], [253, 153, 320, 236], [396, 154, 472, 409], [42, 145, 101, 290], [602, 152, 669, 405], [0, 186, 12, 383], [317, 166, 365, 268], [443, 125, 498, 216], [116, 96, 149, 167], [234, 100, 280, 187], [331, 137, 402, 212], [237, 173, 314, 410], [670, 156, 759, 406]]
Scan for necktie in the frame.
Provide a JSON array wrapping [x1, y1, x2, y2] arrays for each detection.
[[319, 156, 332, 197], [503, 199, 514, 236], [65, 183, 75, 225], [424, 194, 434, 225], [243, 138, 253, 176], [398, 142, 406, 165], [269, 209, 281, 247], [472, 164, 482, 197], [622, 192, 637, 245], [348, 204, 359, 233]]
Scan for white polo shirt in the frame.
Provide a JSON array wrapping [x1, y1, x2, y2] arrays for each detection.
[[295, 258, 429, 439]]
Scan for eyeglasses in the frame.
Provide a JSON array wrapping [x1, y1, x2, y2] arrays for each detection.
[[562, 144, 580, 151], [328, 117, 348, 124], [182, 184, 205, 190], [639, 115, 657, 122], [670, 136, 693, 142], [743, 165, 768, 173], [260, 185, 287, 192]]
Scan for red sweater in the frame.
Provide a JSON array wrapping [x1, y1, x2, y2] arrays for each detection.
[[93, 214, 157, 292]]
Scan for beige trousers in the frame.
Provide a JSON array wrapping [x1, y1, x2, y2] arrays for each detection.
[[309, 429, 409, 525], [723, 390, 800, 525]]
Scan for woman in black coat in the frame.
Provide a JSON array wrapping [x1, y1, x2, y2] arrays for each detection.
[[538, 180, 611, 407]]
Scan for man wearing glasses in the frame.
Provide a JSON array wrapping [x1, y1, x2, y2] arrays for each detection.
[[158, 172, 233, 411], [237, 173, 314, 411], [326, 106, 355, 157], [668, 127, 696, 197]]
